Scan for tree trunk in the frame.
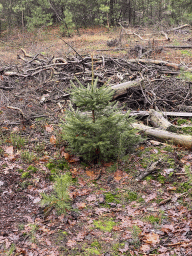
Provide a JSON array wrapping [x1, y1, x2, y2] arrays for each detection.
[[109, 0, 114, 26]]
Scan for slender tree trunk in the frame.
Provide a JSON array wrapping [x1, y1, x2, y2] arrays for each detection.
[[109, 0, 114, 26], [22, 10, 24, 30], [128, 0, 132, 24], [151, 4, 153, 21], [7, 0, 13, 32], [158, 0, 162, 20], [92, 110, 95, 123]]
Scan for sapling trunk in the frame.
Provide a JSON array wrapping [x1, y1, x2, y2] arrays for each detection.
[[92, 109, 95, 123]]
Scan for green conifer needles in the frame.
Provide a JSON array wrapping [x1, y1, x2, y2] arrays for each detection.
[[60, 78, 140, 162], [41, 173, 71, 214]]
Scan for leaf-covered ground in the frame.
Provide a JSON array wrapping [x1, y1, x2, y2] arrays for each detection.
[[0, 125, 192, 255], [0, 26, 192, 256]]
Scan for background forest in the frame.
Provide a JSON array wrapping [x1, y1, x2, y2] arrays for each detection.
[[0, 0, 192, 36]]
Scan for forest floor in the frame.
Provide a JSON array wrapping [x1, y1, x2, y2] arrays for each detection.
[[0, 25, 192, 256]]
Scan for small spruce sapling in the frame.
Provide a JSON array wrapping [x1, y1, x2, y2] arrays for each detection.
[[40, 173, 71, 214], [60, 78, 140, 162]]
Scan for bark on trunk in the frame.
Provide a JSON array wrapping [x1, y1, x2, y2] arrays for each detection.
[[110, 78, 143, 99], [129, 111, 192, 118], [132, 123, 192, 150]]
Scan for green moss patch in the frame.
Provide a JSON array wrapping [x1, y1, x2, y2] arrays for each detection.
[[93, 218, 116, 232]]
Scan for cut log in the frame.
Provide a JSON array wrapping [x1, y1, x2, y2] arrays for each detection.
[[132, 123, 192, 150], [130, 111, 192, 118], [110, 78, 143, 99], [149, 109, 177, 132]]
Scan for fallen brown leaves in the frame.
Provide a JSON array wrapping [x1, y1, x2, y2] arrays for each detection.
[[1, 135, 192, 255], [143, 232, 160, 245]]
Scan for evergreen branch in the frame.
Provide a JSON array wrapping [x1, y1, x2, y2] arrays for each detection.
[[40, 173, 72, 214]]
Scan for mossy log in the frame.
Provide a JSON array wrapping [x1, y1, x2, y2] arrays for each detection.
[[149, 109, 177, 132]]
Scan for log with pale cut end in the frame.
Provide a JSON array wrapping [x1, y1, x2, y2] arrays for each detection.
[[149, 109, 177, 132], [132, 123, 192, 150], [110, 78, 143, 99]]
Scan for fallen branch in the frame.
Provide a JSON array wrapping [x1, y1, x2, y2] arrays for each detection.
[[136, 159, 162, 181], [6, 106, 46, 122], [133, 32, 146, 40], [159, 192, 188, 206], [132, 123, 192, 150], [20, 48, 34, 58], [96, 48, 126, 52], [161, 31, 170, 41], [166, 24, 190, 32], [7, 106, 25, 117], [130, 111, 192, 118], [0, 86, 15, 90], [60, 38, 83, 60], [164, 45, 192, 49], [128, 59, 191, 71], [3, 71, 29, 77]]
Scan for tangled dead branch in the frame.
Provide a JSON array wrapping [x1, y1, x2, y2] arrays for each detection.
[[0, 49, 191, 133]]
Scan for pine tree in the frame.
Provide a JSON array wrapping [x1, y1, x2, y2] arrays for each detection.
[[60, 78, 141, 163]]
